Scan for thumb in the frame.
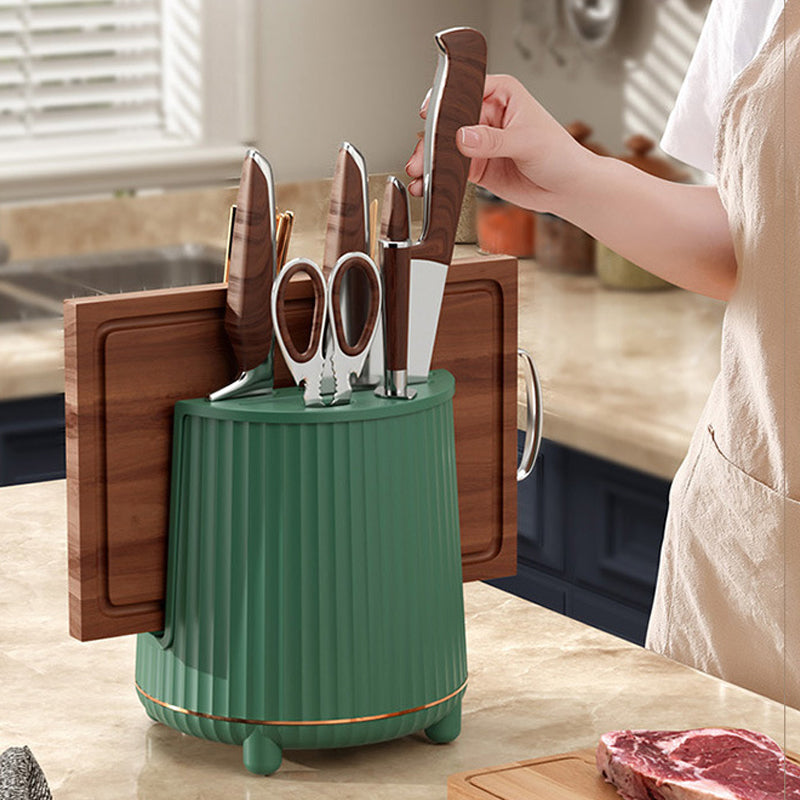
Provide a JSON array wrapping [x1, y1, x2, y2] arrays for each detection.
[[457, 124, 519, 160]]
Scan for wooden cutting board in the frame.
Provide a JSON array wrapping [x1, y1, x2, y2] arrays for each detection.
[[449, 749, 612, 800], [65, 254, 518, 641], [448, 747, 800, 799]]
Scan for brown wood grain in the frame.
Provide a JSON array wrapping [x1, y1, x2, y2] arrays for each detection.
[[65, 254, 517, 640], [323, 146, 368, 273], [382, 243, 411, 371], [380, 177, 410, 242], [324, 145, 371, 343], [380, 177, 412, 372], [448, 748, 800, 800], [433, 264, 517, 578], [411, 28, 486, 266], [225, 154, 275, 371], [274, 260, 326, 363]]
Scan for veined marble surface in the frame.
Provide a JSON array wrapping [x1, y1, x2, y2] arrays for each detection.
[[0, 183, 724, 478], [1, 479, 797, 799], [514, 260, 725, 479]]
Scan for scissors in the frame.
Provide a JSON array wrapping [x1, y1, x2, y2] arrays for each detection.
[[271, 252, 382, 406]]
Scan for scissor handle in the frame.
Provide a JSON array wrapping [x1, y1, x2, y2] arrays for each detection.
[[329, 252, 382, 357], [272, 258, 327, 364]]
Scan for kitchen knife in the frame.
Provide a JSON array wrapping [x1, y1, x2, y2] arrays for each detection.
[[209, 149, 276, 401], [375, 177, 416, 400], [321, 142, 379, 388], [407, 27, 487, 383]]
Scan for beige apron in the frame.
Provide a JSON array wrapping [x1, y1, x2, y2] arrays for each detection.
[[646, 1, 800, 708]]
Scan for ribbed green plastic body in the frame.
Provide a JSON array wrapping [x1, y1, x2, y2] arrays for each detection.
[[135, 370, 466, 768]]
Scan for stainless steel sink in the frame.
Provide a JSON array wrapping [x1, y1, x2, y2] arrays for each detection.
[[0, 243, 225, 323], [0, 292, 61, 322]]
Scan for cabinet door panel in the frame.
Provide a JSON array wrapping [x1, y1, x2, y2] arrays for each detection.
[[489, 561, 567, 615], [517, 437, 566, 574], [0, 395, 66, 486], [570, 586, 650, 646], [567, 449, 668, 609]]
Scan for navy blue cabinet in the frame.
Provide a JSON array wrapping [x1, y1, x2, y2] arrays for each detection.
[[489, 435, 671, 645], [0, 395, 66, 486]]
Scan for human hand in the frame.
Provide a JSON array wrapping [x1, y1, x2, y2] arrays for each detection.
[[405, 74, 594, 213]]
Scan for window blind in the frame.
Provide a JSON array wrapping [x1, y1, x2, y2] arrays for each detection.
[[0, 0, 201, 148]]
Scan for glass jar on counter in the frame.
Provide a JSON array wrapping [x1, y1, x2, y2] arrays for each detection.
[[476, 188, 536, 257], [596, 135, 689, 290]]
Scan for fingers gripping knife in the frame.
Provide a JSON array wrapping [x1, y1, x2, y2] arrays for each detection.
[[389, 27, 487, 388], [210, 149, 277, 401], [272, 253, 382, 406]]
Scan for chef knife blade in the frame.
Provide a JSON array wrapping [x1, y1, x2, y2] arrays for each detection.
[[407, 26, 487, 383], [375, 176, 416, 400], [209, 149, 276, 401]]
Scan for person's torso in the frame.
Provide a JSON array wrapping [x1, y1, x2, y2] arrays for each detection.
[[712, 1, 800, 498]]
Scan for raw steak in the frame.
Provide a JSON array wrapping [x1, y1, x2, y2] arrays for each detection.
[[596, 728, 800, 800]]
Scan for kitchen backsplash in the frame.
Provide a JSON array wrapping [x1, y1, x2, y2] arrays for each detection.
[[0, 174, 423, 262]]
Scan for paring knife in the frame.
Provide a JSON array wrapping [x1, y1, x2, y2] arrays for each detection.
[[375, 177, 416, 400], [320, 142, 378, 389], [209, 149, 276, 401], [406, 26, 487, 383]]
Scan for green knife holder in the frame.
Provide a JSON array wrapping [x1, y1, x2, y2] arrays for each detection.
[[134, 370, 466, 775]]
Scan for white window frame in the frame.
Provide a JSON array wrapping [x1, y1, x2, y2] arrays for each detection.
[[0, 0, 256, 204]]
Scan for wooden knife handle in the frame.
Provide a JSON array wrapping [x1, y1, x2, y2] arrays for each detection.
[[382, 243, 411, 371], [412, 27, 486, 265], [225, 152, 275, 371], [323, 144, 368, 274], [381, 176, 411, 242], [324, 143, 372, 339], [380, 177, 411, 371]]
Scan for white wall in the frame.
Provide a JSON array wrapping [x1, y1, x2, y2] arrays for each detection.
[[484, 0, 710, 159], [255, 0, 489, 182], [254, 0, 711, 182]]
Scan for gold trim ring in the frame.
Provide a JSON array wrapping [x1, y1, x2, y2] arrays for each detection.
[[135, 678, 467, 727]]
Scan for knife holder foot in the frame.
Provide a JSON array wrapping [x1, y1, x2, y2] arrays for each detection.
[[425, 697, 462, 744], [134, 370, 466, 774], [243, 732, 283, 776]]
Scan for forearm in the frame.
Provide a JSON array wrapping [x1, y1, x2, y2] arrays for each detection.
[[550, 154, 737, 301]]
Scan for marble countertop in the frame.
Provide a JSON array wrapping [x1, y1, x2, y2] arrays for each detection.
[[1, 478, 797, 799], [0, 186, 725, 479], [514, 258, 724, 479]]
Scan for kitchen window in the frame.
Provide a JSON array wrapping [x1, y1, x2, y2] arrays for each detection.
[[0, 0, 255, 202]]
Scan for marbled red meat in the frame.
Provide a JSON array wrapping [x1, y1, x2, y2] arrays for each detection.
[[596, 728, 800, 800]]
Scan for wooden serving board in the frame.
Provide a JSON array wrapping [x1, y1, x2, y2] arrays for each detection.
[[65, 254, 518, 641], [448, 747, 800, 800]]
